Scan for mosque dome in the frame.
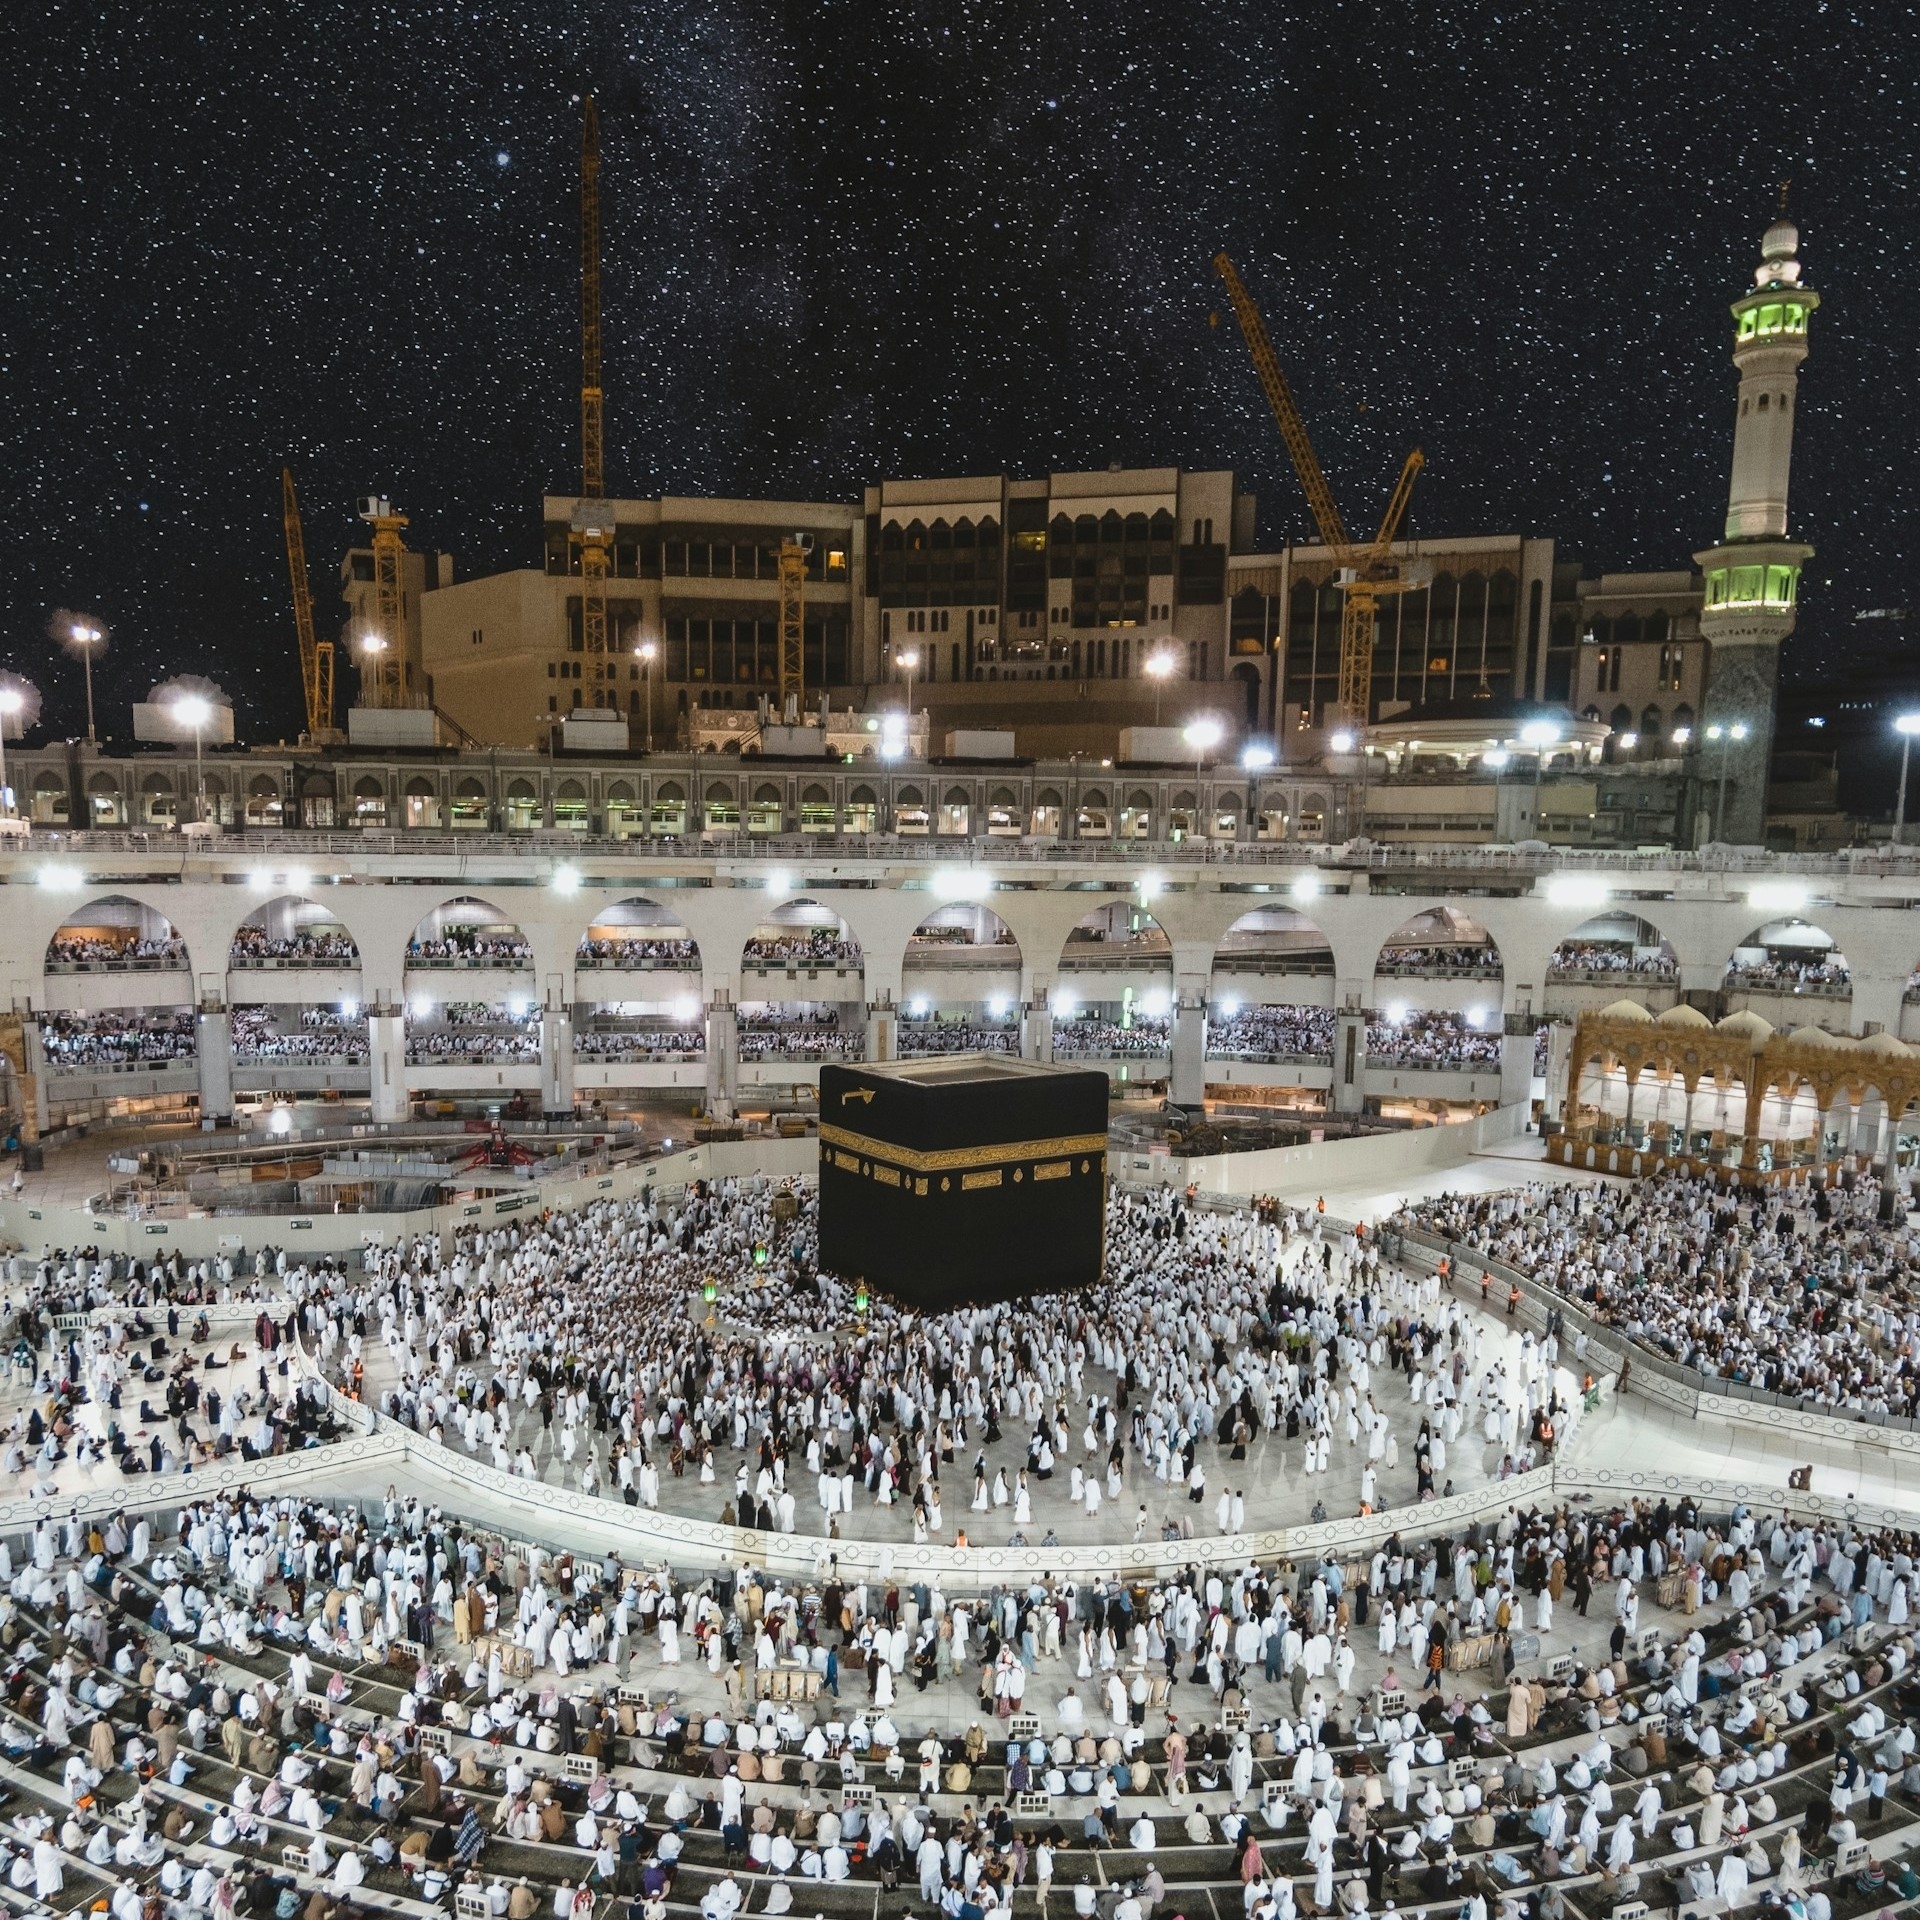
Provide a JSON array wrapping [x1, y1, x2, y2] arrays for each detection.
[[1755, 216, 1804, 289], [1655, 1004, 1712, 1028]]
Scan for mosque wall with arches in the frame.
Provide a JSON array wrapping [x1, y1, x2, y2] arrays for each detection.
[[7, 836, 1920, 1138]]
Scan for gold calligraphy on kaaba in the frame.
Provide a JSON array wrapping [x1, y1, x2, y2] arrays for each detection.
[[819, 1124, 1108, 1173], [961, 1169, 1003, 1191]]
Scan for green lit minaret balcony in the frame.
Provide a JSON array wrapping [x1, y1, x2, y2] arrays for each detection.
[[1735, 300, 1810, 343], [1703, 563, 1800, 613]]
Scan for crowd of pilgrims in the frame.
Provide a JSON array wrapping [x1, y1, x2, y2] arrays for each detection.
[[1, 1477, 1920, 1920], [576, 937, 699, 967], [1052, 1019, 1171, 1060], [265, 1179, 1593, 1547], [573, 1028, 705, 1061], [1374, 945, 1502, 978], [231, 1010, 368, 1065], [742, 932, 862, 968], [1545, 945, 1678, 982], [1207, 1008, 1336, 1063], [406, 932, 533, 964], [228, 928, 359, 966], [39, 1012, 197, 1068], [897, 1020, 1020, 1058], [1364, 1015, 1502, 1072], [1724, 957, 1852, 993], [1394, 1169, 1920, 1419], [47, 935, 189, 968]]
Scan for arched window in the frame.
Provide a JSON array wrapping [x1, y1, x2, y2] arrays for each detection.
[[404, 775, 441, 830], [352, 776, 387, 828]]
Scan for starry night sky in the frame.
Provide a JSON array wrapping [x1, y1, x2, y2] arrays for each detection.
[[1, 0, 1910, 744]]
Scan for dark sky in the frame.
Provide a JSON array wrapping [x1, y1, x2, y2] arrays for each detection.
[[0, 0, 1909, 742]]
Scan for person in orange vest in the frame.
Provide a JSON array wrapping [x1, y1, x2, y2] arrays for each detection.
[[349, 1356, 365, 1401], [1315, 1196, 1325, 1215], [1506, 1282, 1521, 1317], [1438, 1254, 1451, 1291]]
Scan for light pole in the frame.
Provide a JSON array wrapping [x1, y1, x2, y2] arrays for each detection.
[[1184, 717, 1223, 838], [895, 647, 919, 743], [1242, 741, 1274, 842], [172, 695, 212, 825], [1894, 714, 1920, 844], [1704, 720, 1749, 843], [634, 640, 657, 754], [1146, 649, 1176, 726], [1521, 719, 1562, 837], [68, 623, 102, 745], [1483, 746, 1510, 834], [0, 686, 21, 819]]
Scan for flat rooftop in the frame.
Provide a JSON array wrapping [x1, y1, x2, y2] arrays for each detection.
[[854, 1053, 1089, 1087]]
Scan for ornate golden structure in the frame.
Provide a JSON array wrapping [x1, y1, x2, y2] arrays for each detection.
[[1551, 1000, 1920, 1186]]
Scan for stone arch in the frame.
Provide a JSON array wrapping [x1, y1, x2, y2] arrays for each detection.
[[45, 895, 190, 973], [742, 898, 864, 972], [229, 896, 361, 967], [1058, 900, 1172, 975], [575, 895, 702, 970], [1548, 912, 1678, 982], [405, 895, 534, 965], [1722, 917, 1852, 1029], [1372, 905, 1503, 981]]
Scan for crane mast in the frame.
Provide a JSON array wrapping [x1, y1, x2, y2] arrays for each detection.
[[281, 467, 337, 741], [575, 97, 612, 687], [1212, 252, 1424, 730], [777, 537, 808, 715]]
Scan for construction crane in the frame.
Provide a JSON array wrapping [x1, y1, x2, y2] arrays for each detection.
[[777, 535, 809, 716], [1213, 252, 1425, 731], [357, 495, 410, 709], [280, 468, 338, 742], [574, 97, 613, 687]]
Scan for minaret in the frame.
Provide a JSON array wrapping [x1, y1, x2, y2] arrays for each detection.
[[1693, 207, 1818, 844]]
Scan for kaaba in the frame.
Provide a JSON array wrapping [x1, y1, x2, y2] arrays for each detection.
[[817, 1054, 1109, 1309]]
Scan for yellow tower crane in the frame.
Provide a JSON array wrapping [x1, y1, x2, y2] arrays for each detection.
[[280, 467, 339, 742], [1213, 252, 1425, 731], [573, 97, 614, 688], [357, 495, 410, 709]]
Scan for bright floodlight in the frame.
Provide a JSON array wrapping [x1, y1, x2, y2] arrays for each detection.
[[1706, 723, 1724, 741], [1384, 1001, 1409, 1026], [1483, 749, 1511, 771], [551, 864, 581, 894], [909, 998, 930, 1017], [269, 1107, 293, 1137], [1241, 743, 1276, 771], [358, 632, 386, 654], [1617, 732, 1638, 750], [1290, 872, 1321, 902], [1329, 729, 1356, 753], [340, 999, 358, 1019], [36, 865, 82, 890], [1520, 719, 1561, 747], [1217, 996, 1240, 1019], [1545, 873, 1610, 909], [1145, 652, 1176, 680], [1137, 873, 1163, 902], [765, 870, 793, 895], [987, 994, 1010, 1017], [1671, 726, 1693, 745], [1730, 722, 1750, 741], [634, 641, 657, 661], [1898, 714, 1920, 737], [171, 694, 212, 729], [0, 688, 24, 717], [1183, 717, 1224, 752], [894, 648, 919, 671]]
